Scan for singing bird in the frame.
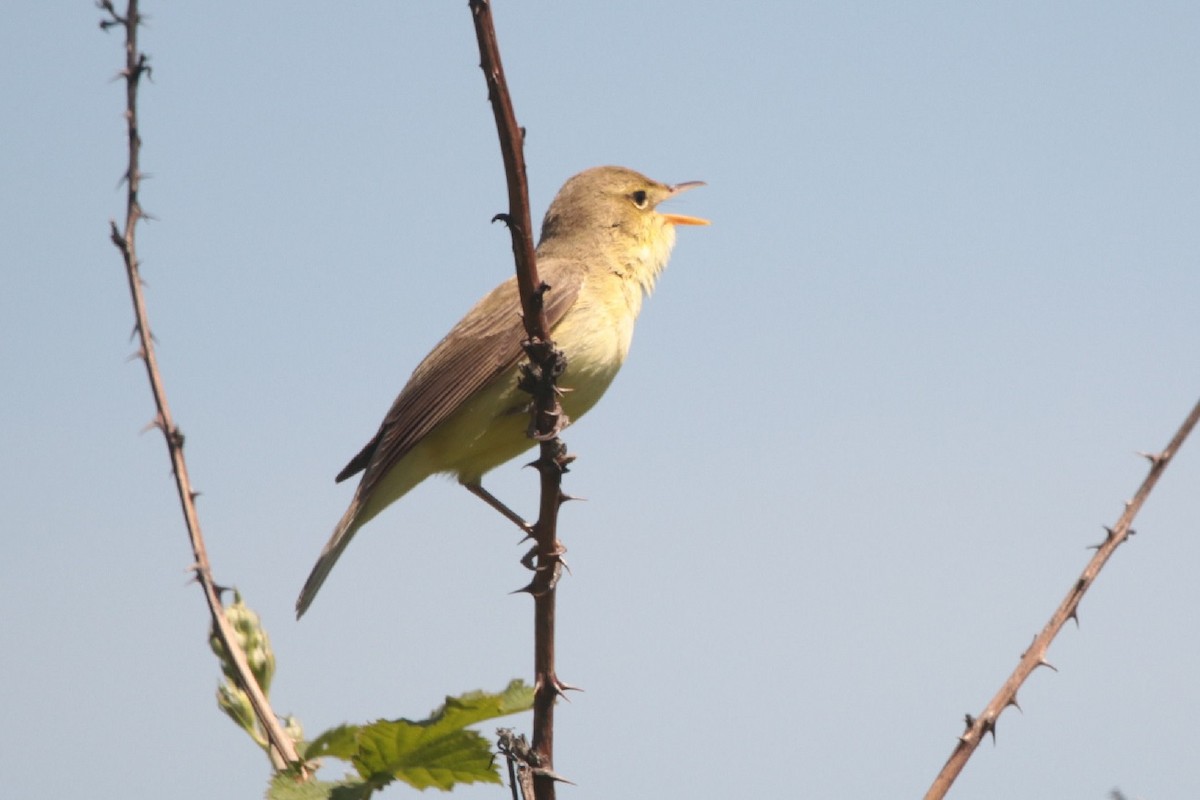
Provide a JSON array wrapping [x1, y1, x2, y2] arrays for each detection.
[[296, 166, 707, 617]]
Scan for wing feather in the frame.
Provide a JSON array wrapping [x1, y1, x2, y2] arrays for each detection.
[[336, 260, 583, 492]]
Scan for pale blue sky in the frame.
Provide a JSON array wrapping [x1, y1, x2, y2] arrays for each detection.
[[3, 2, 1198, 798]]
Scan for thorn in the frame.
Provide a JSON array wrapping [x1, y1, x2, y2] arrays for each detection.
[[491, 212, 512, 227], [1089, 525, 1122, 549], [1136, 450, 1165, 465], [1036, 657, 1058, 673], [553, 677, 583, 695], [962, 713, 976, 731], [140, 415, 165, 434], [982, 717, 997, 745], [1006, 695, 1022, 713], [520, 562, 563, 596], [1021, 633, 1039, 659], [189, 490, 201, 502], [1068, 608, 1080, 627], [510, 581, 537, 596], [530, 767, 575, 786]]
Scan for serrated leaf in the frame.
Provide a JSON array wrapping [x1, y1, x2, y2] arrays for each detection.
[[426, 679, 535, 732], [355, 724, 497, 790], [303, 680, 534, 793]]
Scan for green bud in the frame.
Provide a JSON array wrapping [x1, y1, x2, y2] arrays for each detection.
[[216, 682, 266, 748], [209, 590, 275, 695]]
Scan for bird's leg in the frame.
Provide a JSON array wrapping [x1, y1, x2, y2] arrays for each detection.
[[463, 481, 534, 537]]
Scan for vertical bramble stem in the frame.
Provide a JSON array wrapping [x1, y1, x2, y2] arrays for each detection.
[[468, 3, 568, 798]]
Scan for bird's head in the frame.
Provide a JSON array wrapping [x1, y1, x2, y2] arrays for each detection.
[[537, 166, 708, 263]]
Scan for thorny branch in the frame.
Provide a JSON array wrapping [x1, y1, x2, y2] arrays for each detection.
[[468, 2, 573, 799], [924, 397, 1200, 799], [99, 0, 301, 773]]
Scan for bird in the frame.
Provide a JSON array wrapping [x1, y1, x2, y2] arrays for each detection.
[[295, 165, 707, 617]]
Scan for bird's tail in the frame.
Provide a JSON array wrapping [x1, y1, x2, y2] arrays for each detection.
[[295, 495, 364, 618]]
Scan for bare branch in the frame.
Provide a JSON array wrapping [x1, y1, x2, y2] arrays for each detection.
[[101, 0, 302, 773], [925, 397, 1200, 799]]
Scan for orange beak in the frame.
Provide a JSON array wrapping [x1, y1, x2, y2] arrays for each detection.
[[661, 180, 710, 226]]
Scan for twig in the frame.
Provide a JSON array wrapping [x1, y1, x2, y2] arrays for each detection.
[[497, 728, 536, 800], [925, 397, 1200, 799], [99, 0, 301, 773], [468, 3, 570, 799]]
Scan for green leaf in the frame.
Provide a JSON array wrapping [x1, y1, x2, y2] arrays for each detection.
[[355, 725, 496, 790], [303, 680, 534, 793], [266, 773, 364, 800], [304, 724, 360, 761]]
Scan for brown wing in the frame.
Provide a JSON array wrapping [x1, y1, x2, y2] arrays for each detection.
[[335, 259, 584, 489]]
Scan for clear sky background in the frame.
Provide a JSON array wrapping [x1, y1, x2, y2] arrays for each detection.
[[3, 2, 1198, 798]]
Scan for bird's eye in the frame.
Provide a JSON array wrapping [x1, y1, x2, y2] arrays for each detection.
[[630, 189, 649, 209]]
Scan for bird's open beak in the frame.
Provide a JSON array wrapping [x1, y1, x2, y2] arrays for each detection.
[[661, 180, 710, 226]]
